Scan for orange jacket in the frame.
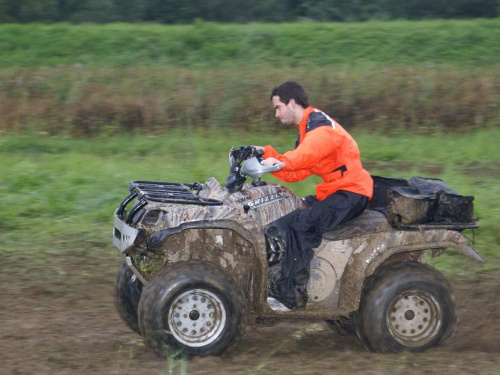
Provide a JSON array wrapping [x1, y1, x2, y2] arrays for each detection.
[[264, 107, 373, 201]]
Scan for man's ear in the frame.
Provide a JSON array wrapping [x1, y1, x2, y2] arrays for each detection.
[[288, 98, 296, 108]]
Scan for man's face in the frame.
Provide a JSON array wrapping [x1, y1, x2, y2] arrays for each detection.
[[272, 95, 296, 127]]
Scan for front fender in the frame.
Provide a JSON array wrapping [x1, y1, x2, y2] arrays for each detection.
[[137, 219, 268, 313]]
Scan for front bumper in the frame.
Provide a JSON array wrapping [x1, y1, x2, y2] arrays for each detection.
[[113, 210, 139, 253]]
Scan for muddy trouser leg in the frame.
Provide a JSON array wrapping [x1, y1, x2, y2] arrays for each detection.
[[275, 191, 368, 309]]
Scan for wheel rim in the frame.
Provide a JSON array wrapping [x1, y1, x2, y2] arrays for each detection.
[[168, 288, 227, 347], [386, 289, 442, 347]]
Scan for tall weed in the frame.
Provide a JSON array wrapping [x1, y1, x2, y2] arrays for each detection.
[[0, 65, 498, 135]]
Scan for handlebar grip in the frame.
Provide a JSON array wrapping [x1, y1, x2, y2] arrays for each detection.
[[270, 164, 282, 172]]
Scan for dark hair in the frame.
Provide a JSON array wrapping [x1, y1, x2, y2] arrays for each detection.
[[270, 81, 309, 108]]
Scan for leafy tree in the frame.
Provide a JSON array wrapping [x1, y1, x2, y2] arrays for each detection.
[[112, 0, 147, 22], [0, 0, 497, 23], [454, 0, 499, 18], [68, 0, 115, 23], [299, 0, 345, 21], [0, 0, 58, 22], [142, 0, 291, 23], [143, 0, 199, 23], [54, 0, 85, 22], [248, 0, 291, 22], [298, 0, 375, 21], [377, 0, 499, 19]]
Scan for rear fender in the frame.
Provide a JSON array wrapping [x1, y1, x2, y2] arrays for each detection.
[[337, 229, 483, 314]]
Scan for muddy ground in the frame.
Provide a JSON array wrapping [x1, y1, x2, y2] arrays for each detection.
[[2, 251, 499, 375]]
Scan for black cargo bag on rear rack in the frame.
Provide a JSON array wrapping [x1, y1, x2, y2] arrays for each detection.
[[371, 176, 475, 227]]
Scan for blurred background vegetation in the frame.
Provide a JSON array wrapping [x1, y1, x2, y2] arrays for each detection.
[[0, 0, 498, 23], [0, 20, 499, 136]]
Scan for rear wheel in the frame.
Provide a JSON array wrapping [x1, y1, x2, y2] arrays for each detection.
[[358, 261, 457, 353], [138, 261, 246, 358], [114, 264, 142, 334]]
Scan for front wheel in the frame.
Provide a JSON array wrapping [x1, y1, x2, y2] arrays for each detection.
[[138, 261, 246, 358], [114, 264, 142, 334], [358, 261, 457, 353]]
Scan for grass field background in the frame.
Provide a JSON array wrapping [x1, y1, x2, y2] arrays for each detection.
[[1, 128, 498, 276], [1, 20, 499, 68], [0, 19, 498, 278]]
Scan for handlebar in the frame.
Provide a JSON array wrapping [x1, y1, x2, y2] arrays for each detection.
[[240, 157, 281, 178], [225, 146, 281, 193]]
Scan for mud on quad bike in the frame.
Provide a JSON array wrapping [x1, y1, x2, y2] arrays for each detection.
[[112, 146, 483, 357]]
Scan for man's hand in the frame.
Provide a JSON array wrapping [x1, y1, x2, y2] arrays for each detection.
[[262, 157, 285, 168]]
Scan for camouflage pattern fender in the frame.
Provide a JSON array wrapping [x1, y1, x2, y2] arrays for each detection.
[[140, 219, 268, 314], [337, 228, 484, 314]]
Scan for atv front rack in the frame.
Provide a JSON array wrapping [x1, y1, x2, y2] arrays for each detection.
[[117, 181, 223, 224]]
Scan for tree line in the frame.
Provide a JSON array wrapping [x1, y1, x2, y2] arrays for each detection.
[[1, 0, 498, 23]]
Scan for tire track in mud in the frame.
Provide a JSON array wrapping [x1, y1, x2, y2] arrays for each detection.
[[1, 259, 499, 375]]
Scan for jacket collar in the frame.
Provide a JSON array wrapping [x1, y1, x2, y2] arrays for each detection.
[[297, 106, 314, 144]]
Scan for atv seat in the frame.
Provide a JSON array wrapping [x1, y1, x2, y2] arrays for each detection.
[[322, 209, 391, 241]]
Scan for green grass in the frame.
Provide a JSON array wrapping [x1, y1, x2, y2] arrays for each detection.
[[0, 19, 499, 68], [1, 129, 498, 275]]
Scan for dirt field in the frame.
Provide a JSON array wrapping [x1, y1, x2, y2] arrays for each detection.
[[2, 251, 499, 375]]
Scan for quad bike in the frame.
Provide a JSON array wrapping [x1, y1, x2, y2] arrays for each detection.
[[112, 146, 483, 357]]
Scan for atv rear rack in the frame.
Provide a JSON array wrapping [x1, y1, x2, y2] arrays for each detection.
[[117, 181, 223, 224], [395, 221, 479, 230]]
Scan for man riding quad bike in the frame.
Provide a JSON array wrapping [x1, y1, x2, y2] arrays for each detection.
[[112, 146, 482, 358]]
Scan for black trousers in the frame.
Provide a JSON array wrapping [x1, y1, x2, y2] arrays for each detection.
[[273, 190, 368, 309]]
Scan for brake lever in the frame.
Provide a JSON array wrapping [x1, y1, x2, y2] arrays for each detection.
[[254, 148, 265, 163]]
